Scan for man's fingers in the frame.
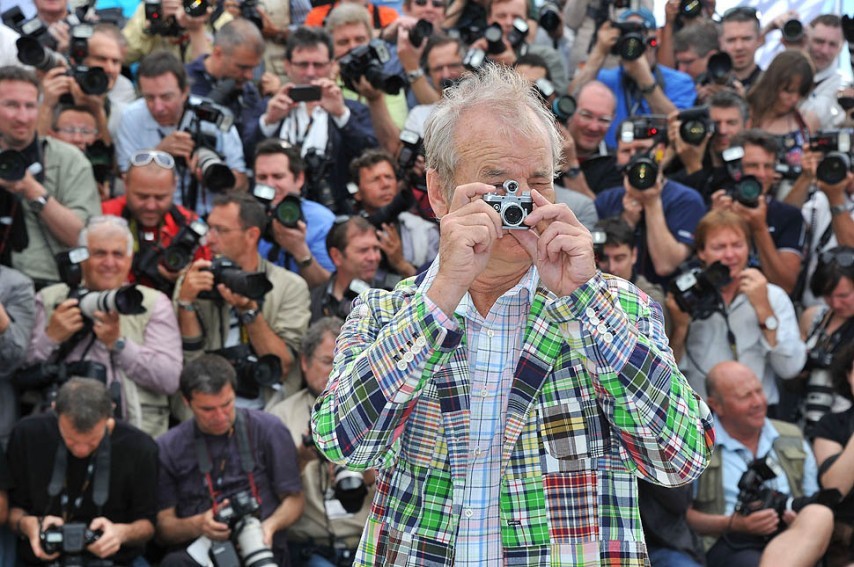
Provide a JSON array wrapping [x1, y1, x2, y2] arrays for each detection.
[[448, 182, 501, 213]]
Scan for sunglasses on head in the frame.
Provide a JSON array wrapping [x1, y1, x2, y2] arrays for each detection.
[[413, 0, 446, 7], [130, 150, 176, 169]]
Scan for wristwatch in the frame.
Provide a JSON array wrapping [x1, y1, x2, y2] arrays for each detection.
[[297, 253, 313, 268], [405, 68, 425, 84], [238, 308, 260, 325], [565, 166, 582, 179], [177, 299, 197, 312], [28, 194, 51, 214], [112, 336, 127, 353], [830, 204, 848, 217], [638, 82, 658, 95], [759, 315, 779, 331]]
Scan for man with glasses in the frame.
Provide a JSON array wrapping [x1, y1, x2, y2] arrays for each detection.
[[176, 192, 311, 403], [49, 105, 110, 200], [102, 150, 212, 295], [558, 80, 622, 199], [115, 51, 248, 216], [0, 66, 101, 289], [24, 215, 183, 437], [258, 26, 378, 215], [720, 6, 763, 92], [402, 36, 466, 137]]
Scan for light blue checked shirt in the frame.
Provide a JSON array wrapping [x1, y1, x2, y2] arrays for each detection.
[[426, 266, 539, 565]]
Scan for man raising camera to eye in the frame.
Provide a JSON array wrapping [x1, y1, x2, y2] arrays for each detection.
[[687, 361, 835, 567], [175, 192, 310, 404], [7, 378, 159, 567]]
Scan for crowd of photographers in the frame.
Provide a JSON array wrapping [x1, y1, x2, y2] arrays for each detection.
[[0, 0, 854, 564]]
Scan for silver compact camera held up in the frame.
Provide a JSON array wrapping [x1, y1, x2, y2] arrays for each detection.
[[483, 180, 534, 230]]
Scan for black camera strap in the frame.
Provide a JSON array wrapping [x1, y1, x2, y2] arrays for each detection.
[[195, 410, 260, 515], [46, 423, 111, 520]]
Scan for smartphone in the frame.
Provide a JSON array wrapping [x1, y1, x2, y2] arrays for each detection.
[[289, 85, 322, 102]]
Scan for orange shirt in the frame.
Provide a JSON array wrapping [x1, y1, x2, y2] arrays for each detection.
[[304, 2, 399, 29]]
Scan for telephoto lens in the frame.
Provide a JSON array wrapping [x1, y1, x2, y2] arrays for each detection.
[[274, 195, 304, 228]]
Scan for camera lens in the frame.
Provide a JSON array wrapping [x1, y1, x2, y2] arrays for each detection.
[[680, 0, 702, 17], [274, 197, 302, 228], [552, 95, 577, 122], [618, 34, 645, 60], [162, 247, 191, 272], [816, 152, 850, 185], [680, 119, 707, 145], [627, 159, 657, 190], [734, 176, 763, 207], [183, 0, 207, 17], [483, 24, 505, 54], [0, 149, 28, 181], [706, 52, 732, 84], [502, 203, 525, 226], [782, 19, 804, 42], [75, 66, 109, 95]]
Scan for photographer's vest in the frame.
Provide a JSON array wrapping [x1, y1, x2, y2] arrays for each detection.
[[39, 283, 165, 436], [693, 419, 807, 551]]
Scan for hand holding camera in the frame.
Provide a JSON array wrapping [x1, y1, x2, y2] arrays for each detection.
[[86, 517, 123, 559], [737, 268, 771, 314], [91, 310, 121, 350], [315, 78, 347, 119], [178, 259, 216, 303], [271, 216, 309, 258], [264, 85, 301, 125], [156, 131, 195, 163], [593, 21, 620, 56], [45, 298, 85, 344], [25, 515, 63, 561], [201, 503, 232, 541]]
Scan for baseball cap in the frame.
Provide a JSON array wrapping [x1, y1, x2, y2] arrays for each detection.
[[618, 7, 657, 30]]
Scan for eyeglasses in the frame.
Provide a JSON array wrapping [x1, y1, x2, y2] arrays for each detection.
[[575, 109, 613, 127], [57, 126, 98, 136], [820, 247, 854, 267], [208, 224, 246, 236], [413, 0, 446, 7], [721, 6, 758, 21], [290, 60, 331, 70], [130, 150, 175, 169], [428, 62, 464, 74]]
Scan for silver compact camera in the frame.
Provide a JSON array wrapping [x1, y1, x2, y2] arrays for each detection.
[[483, 180, 534, 229]]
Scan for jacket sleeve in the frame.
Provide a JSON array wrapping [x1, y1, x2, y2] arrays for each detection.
[[311, 286, 460, 470], [766, 285, 807, 380], [0, 273, 35, 375], [543, 274, 715, 486]]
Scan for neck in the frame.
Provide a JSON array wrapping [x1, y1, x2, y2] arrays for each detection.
[[735, 63, 756, 81], [203, 56, 219, 79], [468, 262, 530, 316], [0, 133, 35, 152], [331, 272, 350, 299], [726, 425, 762, 455], [239, 251, 260, 273]]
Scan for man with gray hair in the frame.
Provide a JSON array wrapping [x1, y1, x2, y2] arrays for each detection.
[[311, 64, 713, 566], [23, 215, 182, 437], [7, 377, 158, 566], [186, 18, 270, 156]]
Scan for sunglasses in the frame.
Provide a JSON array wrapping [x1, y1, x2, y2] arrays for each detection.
[[820, 247, 854, 267], [130, 150, 176, 169], [413, 0, 446, 7]]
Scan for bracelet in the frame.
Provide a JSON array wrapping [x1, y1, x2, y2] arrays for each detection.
[[177, 299, 196, 312], [638, 82, 657, 95]]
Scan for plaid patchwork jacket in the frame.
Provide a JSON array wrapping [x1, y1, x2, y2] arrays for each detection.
[[312, 270, 715, 566]]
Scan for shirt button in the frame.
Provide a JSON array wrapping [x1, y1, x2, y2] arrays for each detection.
[[396, 360, 407, 371], [486, 329, 494, 337], [464, 508, 473, 518], [474, 448, 483, 457], [403, 351, 414, 362], [480, 388, 488, 397], [585, 307, 597, 318], [415, 336, 427, 347], [597, 324, 608, 334], [603, 332, 614, 344]]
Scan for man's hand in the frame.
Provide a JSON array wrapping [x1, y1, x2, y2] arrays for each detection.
[[710, 188, 733, 211], [28, 515, 63, 562], [315, 78, 347, 118], [87, 517, 123, 559], [397, 23, 426, 72], [157, 131, 195, 163], [664, 0, 680, 25], [738, 268, 771, 312], [271, 219, 309, 257], [668, 110, 710, 173], [260, 72, 281, 97], [514, 189, 597, 297], [0, 168, 46, 202], [732, 196, 768, 233], [818, 171, 853, 205], [92, 310, 121, 350], [264, 85, 299, 125], [217, 284, 258, 313], [732, 508, 781, 536], [178, 259, 215, 303], [42, 67, 73, 108], [354, 76, 384, 103], [594, 21, 620, 56], [621, 189, 644, 228], [45, 299, 85, 343], [377, 223, 408, 272], [428, 182, 504, 310], [622, 52, 655, 86], [0, 301, 9, 334], [198, 507, 231, 541], [665, 292, 692, 330], [48, 21, 71, 54]]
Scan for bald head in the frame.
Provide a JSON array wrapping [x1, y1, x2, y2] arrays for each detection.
[[568, 81, 616, 156], [576, 81, 616, 114], [706, 361, 758, 402], [706, 361, 767, 437]]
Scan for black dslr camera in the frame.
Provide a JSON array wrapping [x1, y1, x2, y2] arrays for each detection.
[[40, 524, 112, 566], [302, 148, 337, 211], [133, 218, 208, 292], [678, 106, 714, 146], [338, 39, 406, 96], [302, 429, 368, 514], [619, 116, 666, 143], [144, 0, 182, 36], [721, 146, 763, 208], [213, 344, 281, 400], [178, 96, 237, 193], [211, 490, 276, 567], [611, 21, 651, 61], [408, 19, 434, 48], [0, 149, 29, 181], [198, 257, 273, 301], [703, 52, 733, 86], [483, 180, 533, 230], [810, 129, 853, 185], [668, 260, 731, 320]]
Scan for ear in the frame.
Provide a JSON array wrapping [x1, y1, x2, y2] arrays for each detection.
[[426, 168, 449, 217], [329, 247, 343, 267]]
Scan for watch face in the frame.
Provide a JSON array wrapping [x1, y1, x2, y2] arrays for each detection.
[[764, 316, 778, 330]]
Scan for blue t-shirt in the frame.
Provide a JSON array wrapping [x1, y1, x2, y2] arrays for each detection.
[[765, 198, 806, 255], [258, 199, 336, 274], [595, 179, 707, 285], [598, 65, 697, 148]]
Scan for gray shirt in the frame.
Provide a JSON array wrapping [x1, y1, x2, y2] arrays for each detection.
[[0, 266, 35, 445]]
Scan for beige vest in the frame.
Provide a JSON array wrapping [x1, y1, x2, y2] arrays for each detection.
[[39, 284, 168, 437]]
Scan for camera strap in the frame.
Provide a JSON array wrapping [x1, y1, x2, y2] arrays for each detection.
[[195, 410, 261, 514], [47, 423, 111, 519]]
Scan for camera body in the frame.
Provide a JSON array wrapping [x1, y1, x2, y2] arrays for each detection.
[[619, 116, 665, 143], [538, 2, 561, 33], [721, 146, 763, 208], [41, 524, 103, 556], [408, 19, 434, 48], [272, 195, 304, 229], [302, 149, 336, 210], [668, 261, 731, 320], [338, 40, 405, 95], [611, 21, 651, 61], [703, 52, 733, 85], [483, 180, 533, 230], [144, 0, 182, 36], [0, 149, 29, 182], [213, 491, 276, 567], [398, 129, 423, 172], [810, 129, 853, 185], [678, 106, 714, 146], [199, 257, 273, 301], [213, 344, 281, 399], [179, 96, 237, 192]]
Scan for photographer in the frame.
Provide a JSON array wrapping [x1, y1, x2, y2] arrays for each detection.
[[115, 51, 248, 216], [176, 192, 310, 403], [122, 0, 232, 64], [0, 265, 35, 446], [719, 7, 763, 93], [7, 377, 158, 566], [667, 210, 806, 407], [102, 149, 212, 295], [308, 216, 380, 323], [269, 317, 373, 567], [24, 215, 183, 437], [801, 15, 850, 130], [594, 121, 706, 285], [350, 148, 438, 282], [256, 27, 379, 215], [156, 354, 303, 567], [812, 342, 854, 566], [254, 140, 336, 288], [571, 8, 696, 148], [687, 361, 833, 567], [186, 19, 269, 157], [797, 247, 854, 434], [49, 105, 112, 201]]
